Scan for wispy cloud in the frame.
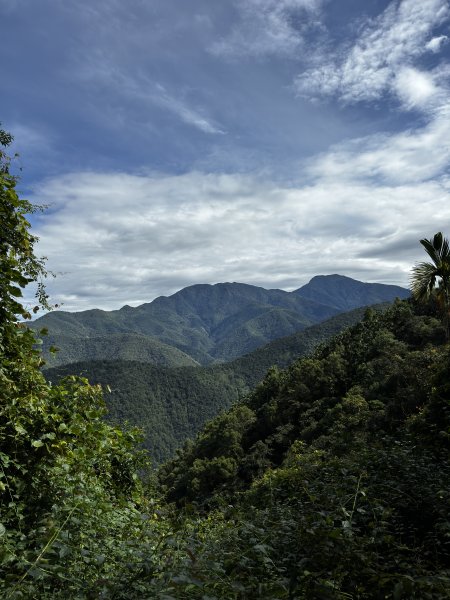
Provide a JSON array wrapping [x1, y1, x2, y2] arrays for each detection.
[[426, 34, 449, 53], [305, 103, 450, 185], [295, 0, 450, 107], [73, 59, 226, 136], [154, 84, 226, 135], [211, 0, 324, 58]]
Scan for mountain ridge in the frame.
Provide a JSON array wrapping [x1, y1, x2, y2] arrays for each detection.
[[33, 275, 409, 368]]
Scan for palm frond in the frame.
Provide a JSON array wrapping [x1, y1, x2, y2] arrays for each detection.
[[420, 235, 441, 265], [438, 235, 450, 262], [410, 261, 437, 301]]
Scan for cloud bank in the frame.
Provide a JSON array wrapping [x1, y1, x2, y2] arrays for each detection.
[[5, 0, 450, 313], [31, 109, 450, 311]]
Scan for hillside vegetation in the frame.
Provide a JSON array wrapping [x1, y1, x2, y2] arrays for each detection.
[[38, 332, 199, 369], [32, 277, 408, 367], [45, 306, 380, 463], [156, 297, 450, 598]]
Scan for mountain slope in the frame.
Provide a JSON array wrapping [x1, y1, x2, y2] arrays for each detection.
[[159, 297, 447, 503], [296, 273, 409, 311], [44, 306, 379, 463], [155, 298, 449, 599], [39, 332, 199, 369], [33, 276, 409, 367]]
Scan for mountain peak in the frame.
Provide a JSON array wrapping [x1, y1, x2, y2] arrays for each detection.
[[296, 274, 409, 312]]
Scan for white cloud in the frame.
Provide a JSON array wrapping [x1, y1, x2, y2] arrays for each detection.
[[211, 0, 324, 58], [295, 0, 450, 106], [426, 35, 448, 53], [306, 103, 450, 184], [393, 67, 439, 110], [29, 152, 450, 311], [27, 62, 450, 313]]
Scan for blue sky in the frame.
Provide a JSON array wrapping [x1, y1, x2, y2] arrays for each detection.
[[2, 0, 450, 311]]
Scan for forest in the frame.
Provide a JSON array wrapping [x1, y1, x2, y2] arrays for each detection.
[[1, 127, 450, 599]]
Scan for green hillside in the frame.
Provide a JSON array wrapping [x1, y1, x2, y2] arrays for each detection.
[[155, 297, 450, 598], [44, 305, 384, 463], [160, 298, 446, 502], [39, 332, 199, 369], [32, 277, 408, 367]]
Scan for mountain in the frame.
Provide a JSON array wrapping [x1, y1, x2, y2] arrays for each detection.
[[44, 305, 384, 463], [296, 273, 409, 311], [38, 332, 199, 369], [33, 276, 409, 368]]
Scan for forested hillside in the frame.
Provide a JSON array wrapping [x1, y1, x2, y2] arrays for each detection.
[[32, 277, 408, 368], [155, 297, 450, 598], [45, 306, 380, 462]]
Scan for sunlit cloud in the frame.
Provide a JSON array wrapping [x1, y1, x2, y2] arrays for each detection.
[[295, 0, 449, 107]]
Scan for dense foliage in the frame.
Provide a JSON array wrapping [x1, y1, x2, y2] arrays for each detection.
[[0, 129, 157, 598], [45, 306, 373, 463], [156, 298, 450, 598]]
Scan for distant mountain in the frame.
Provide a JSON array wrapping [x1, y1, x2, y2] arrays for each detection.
[[296, 274, 409, 311], [38, 332, 199, 369], [33, 276, 409, 368], [44, 305, 386, 463]]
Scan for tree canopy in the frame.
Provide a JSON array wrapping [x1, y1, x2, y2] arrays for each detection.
[[411, 231, 450, 339]]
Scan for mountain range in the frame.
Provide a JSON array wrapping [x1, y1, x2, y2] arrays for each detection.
[[33, 274, 409, 369]]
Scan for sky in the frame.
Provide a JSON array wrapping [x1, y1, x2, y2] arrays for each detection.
[[2, 0, 450, 311]]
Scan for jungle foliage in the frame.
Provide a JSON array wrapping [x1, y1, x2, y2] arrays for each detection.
[[157, 298, 450, 598]]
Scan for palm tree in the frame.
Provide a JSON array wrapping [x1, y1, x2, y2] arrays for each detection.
[[411, 232, 450, 340]]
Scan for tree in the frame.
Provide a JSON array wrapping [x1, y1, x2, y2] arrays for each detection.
[[0, 124, 49, 328], [411, 232, 450, 340], [0, 125, 151, 598]]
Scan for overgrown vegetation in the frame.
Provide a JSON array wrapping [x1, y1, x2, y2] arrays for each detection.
[[2, 126, 449, 598], [0, 127, 159, 598]]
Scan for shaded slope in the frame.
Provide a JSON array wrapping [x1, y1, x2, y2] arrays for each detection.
[[44, 306, 373, 463], [40, 332, 199, 369], [155, 298, 450, 599], [159, 298, 446, 504]]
